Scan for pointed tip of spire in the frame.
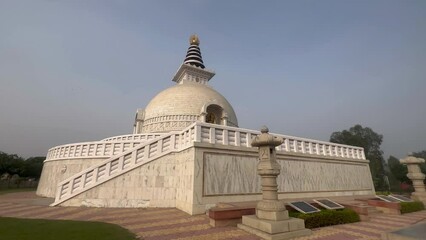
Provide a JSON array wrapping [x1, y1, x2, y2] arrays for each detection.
[[190, 34, 200, 46]]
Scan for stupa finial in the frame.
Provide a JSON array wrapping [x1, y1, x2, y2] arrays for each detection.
[[190, 34, 200, 46], [184, 34, 205, 69]]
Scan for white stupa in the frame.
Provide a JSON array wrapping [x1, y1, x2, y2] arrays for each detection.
[[37, 35, 374, 215]]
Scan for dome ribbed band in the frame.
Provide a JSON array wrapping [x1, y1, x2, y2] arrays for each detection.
[[184, 45, 205, 69]]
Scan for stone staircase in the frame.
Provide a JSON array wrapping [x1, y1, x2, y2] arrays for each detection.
[[51, 126, 196, 207]]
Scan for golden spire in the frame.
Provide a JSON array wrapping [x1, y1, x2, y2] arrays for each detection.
[[189, 34, 200, 46]]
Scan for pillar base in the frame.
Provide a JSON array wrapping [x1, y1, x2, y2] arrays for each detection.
[[412, 192, 426, 206], [238, 215, 312, 240]]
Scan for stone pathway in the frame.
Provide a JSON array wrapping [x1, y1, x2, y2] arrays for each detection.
[[1, 192, 426, 240]]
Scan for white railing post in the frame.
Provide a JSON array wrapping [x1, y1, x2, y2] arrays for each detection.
[[120, 142, 125, 154], [67, 179, 74, 196], [285, 139, 290, 152], [55, 184, 63, 201], [105, 162, 111, 177], [118, 156, 124, 171], [131, 150, 138, 165], [93, 167, 99, 183], [157, 139, 163, 154], [170, 134, 176, 150], [223, 129, 228, 145], [93, 144, 98, 157], [235, 131, 241, 146], [144, 145, 150, 159], [188, 127, 192, 143], [246, 133, 252, 147], [209, 127, 216, 144], [195, 124, 201, 142], [293, 140, 298, 153], [80, 173, 87, 189]]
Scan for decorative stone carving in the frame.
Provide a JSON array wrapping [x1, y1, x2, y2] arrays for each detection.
[[251, 126, 285, 214], [238, 126, 312, 240], [400, 155, 426, 205], [61, 165, 67, 174]]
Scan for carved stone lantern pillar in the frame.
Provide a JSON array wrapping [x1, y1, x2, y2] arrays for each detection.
[[252, 126, 286, 219], [238, 126, 311, 240], [400, 155, 426, 205]]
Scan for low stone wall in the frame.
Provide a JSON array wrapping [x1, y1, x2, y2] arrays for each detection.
[[59, 148, 197, 214], [41, 141, 374, 215], [191, 142, 375, 214], [36, 158, 108, 197]]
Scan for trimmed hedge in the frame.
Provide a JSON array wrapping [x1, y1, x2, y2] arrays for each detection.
[[400, 201, 424, 214], [289, 209, 360, 229]]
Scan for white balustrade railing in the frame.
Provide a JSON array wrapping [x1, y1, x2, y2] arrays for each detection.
[[46, 140, 146, 161], [193, 122, 365, 160], [101, 133, 163, 142], [52, 124, 196, 206], [51, 122, 365, 206]]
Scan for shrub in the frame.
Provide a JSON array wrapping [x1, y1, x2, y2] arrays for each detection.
[[289, 209, 360, 229], [400, 201, 424, 214]]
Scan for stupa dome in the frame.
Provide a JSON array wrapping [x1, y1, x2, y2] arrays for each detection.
[[133, 35, 238, 133], [139, 82, 238, 133]]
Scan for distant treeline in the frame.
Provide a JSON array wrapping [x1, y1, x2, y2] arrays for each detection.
[[0, 151, 44, 180]]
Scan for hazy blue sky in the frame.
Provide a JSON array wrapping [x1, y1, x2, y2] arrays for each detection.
[[0, 0, 425, 160]]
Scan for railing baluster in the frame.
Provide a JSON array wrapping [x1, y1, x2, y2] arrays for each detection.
[[118, 156, 124, 171], [223, 129, 228, 145], [81, 173, 87, 189], [144, 145, 150, 159], [157, 139, 163, 154], [195, 125, 201, 142], [246, 133, 252, 147], [209, 127, 216, 144], [235, 131, 241, 146]]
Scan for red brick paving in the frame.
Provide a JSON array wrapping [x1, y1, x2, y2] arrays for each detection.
[[1, 191, 426, 240]]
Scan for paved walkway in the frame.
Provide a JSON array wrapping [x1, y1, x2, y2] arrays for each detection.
[[1, 192, 426, 240]]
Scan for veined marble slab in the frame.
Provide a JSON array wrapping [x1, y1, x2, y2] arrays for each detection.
[[203, 153, 373, 196]]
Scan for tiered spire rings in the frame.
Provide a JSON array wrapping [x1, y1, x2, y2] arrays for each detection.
[[183, 34, 205, 69]]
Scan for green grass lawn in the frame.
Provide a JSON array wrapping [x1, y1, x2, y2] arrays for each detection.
[[0, 217, 138, 240], [0, 188, 36, 195]]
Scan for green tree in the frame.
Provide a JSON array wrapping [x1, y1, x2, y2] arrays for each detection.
[[388, 155, 410, 183], [0, 152, 45, 179], [22, 157, 45, 179], [0, 152, 24, 176], [330, 125, 386, 190]]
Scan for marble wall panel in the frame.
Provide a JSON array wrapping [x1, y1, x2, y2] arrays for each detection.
[[61, 148, 196, 213], [37, 158, 108, 197], [203, 153, 373, 196]]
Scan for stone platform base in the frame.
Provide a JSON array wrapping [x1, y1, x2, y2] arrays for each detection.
[[381, 221, 426, 240], [238, 223, 312, 240], [412, 192, 426, 206], [238, 215, 312, 240]]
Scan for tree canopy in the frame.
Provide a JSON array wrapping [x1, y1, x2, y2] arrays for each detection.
[[388, 155, 410, 184], [0, 152, 44, 179], [330, 124, 386, 190]]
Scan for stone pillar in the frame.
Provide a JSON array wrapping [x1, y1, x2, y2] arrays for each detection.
[[400, 155, 426, 205], [238, 126, 311, 240], [200, 112, 207, 122], [221, 113, 228, 126]]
